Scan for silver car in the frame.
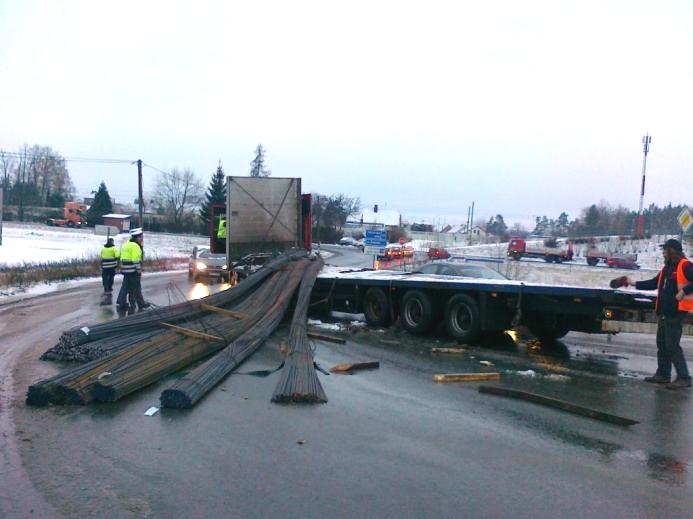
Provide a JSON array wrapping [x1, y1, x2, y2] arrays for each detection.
[[188, 246, 229, 283]]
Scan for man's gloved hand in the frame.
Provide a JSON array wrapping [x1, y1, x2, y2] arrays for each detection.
[[610, 276, 630, 289]]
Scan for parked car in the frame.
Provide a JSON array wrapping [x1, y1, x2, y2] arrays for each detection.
[[427, 247, 450, 260], [188, 246, 229, 283], [339, 237, 365, 251], [414, 262, 508, 280], [232, 253, 274, 280], [607, 255, 640, 270]]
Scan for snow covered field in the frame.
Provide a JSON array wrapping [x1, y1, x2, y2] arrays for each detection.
[[0, 222, 208, 266]]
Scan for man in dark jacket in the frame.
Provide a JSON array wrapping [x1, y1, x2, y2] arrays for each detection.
[[620, 239, 693, 389]]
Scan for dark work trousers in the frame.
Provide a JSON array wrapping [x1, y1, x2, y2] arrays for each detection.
[[116, 273, 134, 308], [102, 268, 116, 293], [131, 272, 146, 308], [655, 314, 690, 380]]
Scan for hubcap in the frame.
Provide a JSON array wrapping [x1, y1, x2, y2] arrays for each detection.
[[451, 304, 472, 333]]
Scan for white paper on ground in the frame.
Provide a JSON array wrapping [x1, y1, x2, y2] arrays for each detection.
[[144, 406, 160, 416]]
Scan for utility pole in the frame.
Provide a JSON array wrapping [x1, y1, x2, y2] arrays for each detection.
[[137, 159, 144, 229], [468, 201, 475, 245], [636, 134, 651, 236]]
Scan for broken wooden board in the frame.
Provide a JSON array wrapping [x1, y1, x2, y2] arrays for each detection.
[[478, 385, 639, 426], [431, 347, 466, 354], [307, 331, 346, 344], [161, 323, 225, 343], [330, 361, 380, 373], [433, 373, 500, 383]]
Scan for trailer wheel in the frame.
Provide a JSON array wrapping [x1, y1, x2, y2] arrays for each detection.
[[544, 256, 553, 263], [554, 257, 563, 264], [526, 316, 569, 341], [444, 294, 480, 342], [400, 290, 435, 334], [363, 288, 392, 327], [587, 257, 599, 266], [67, 221, 75, 228]]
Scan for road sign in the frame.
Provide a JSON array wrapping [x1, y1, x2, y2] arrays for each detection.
[[94, 225, 120, 237], [364, 246, 385, 255], [365, 229, 387, 247], [678, 207, 692, 233]]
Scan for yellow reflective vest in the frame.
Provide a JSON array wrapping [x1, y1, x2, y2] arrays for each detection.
[[100, 245, 120, 269], [120, 240, 142, 273], [217, 218, 227, 239]]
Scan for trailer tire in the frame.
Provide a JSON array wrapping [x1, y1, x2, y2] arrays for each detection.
[[400, 290, 435, 334], [444, 294, 480, 342], [526, 317, 569, 341], [544, 256, 553, 263], [363, 288, 392, 327], [587, 257, 599, 266], [67, 221, 75, 228], [554, 257, 562, 264]]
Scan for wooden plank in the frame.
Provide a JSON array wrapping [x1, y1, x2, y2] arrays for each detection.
[[307, 331, 346, 344], [433, 373, 500, 383], [161, 323, 225, 343], [330, 361, 380, 373], [478, 385, 639, 426], [431, 347, 466, 354], [199, 303, 246, 320]]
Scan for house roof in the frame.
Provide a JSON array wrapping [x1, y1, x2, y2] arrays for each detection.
[[102, 214, 132, 219]]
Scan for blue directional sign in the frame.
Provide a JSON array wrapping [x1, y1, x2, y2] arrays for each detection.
[[365, 229, 388, 246], [365, 229, 388, 255]]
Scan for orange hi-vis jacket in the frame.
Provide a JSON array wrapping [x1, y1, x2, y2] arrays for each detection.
[[656, 258, 693, 313]]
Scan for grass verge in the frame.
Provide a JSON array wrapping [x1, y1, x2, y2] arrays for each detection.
[[0, 256, 187, 290]]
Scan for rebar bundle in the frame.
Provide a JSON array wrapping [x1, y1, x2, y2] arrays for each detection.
[[41, 251, 305, 361], [159, 258, 311, 408], [271, 257, 327, 403], [27, 253, 313, 407]]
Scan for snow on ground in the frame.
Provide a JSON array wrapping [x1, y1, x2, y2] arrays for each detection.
[[0, 222, 208, 266], [0, 269, 183, 301]]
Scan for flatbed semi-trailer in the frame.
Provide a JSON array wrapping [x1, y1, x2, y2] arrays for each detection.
[[311, 267, 692, 341]]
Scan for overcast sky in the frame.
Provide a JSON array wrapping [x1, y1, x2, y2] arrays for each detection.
[[1, 0, 691, 227]]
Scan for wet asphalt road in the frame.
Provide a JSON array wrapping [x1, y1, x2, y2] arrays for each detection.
[[0, 247, 691, 518]]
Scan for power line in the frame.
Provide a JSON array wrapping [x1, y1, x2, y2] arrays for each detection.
[[0, 150, 133, 164], [142, 163, 170, 175]]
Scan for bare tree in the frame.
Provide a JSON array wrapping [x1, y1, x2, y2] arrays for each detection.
[[152, 168, 203, 226], [0, 151, 16, 189]]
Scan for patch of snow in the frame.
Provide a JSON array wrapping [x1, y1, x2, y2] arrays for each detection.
[[516, 369, 538, 378], [544, 374, 571, 382], [0, 222, 207, 267], [331, 311, 366, 322]]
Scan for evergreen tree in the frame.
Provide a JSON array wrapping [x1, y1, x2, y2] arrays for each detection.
[[249, 144, 271, 177], [199, 161, 227, 225], [86, 181, 113, 226]]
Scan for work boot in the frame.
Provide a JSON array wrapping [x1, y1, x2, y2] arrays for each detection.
[[665, 378, 692, 390], [644, 374, 669, 384]]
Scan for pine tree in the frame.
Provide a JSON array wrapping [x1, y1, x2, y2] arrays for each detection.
[[86, 181, 113, 226], [249, 144, 271, 177], [199, 161, 227, 224]]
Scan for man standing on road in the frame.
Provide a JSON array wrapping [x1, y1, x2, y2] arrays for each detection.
[[116, 228, 149, 311], [100, 237, 119, 305], [618, 239, 693, 389]]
